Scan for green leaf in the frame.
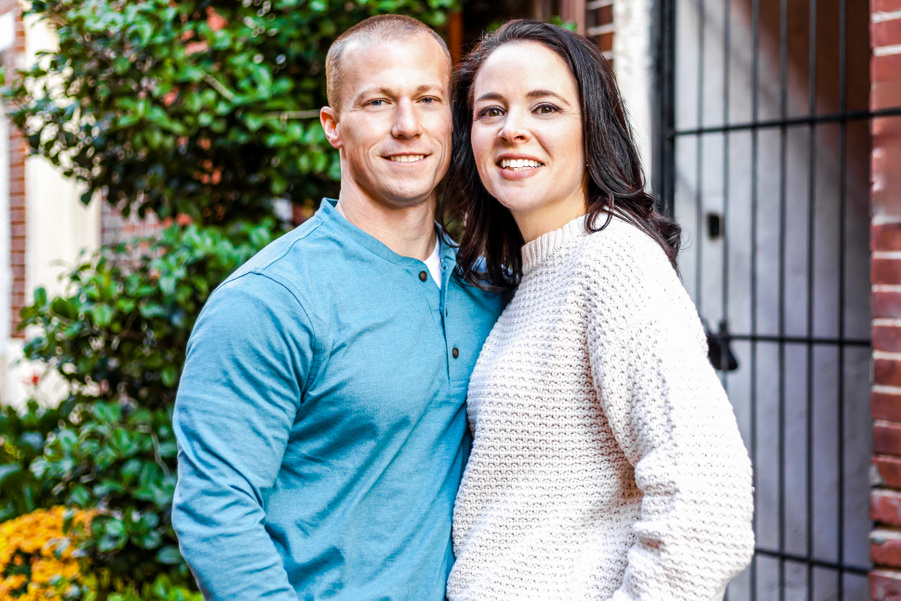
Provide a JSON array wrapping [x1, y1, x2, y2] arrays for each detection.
[[91, 303, 114, 327], [161, 365, 178, 388], [50, 297, 78, 320], [0, 464, 21, 487], [155, 545, 183, 565]]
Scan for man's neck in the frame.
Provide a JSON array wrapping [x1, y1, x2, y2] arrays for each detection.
[[335, 191, 437, 261]]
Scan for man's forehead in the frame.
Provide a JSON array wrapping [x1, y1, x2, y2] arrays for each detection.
[[336, 34, 450, 108], [340, 34, 450, 80]]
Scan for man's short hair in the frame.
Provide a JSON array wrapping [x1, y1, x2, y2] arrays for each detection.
[[325, 14, 451, 111]]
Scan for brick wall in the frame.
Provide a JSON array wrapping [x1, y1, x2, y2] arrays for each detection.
[[870, 0, 901, 598], [100, 203, 162, 247], [0, 0, 25, 338]]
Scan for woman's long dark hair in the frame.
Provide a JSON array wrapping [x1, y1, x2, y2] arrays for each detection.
[[449, 19, 681, 291]]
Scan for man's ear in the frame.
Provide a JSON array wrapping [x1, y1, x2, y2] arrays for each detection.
[[320, 107, 342, 150]]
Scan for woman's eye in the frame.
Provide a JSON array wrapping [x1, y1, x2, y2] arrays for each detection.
[[477, 106, 504, 119], [535, 104, 559, 114]]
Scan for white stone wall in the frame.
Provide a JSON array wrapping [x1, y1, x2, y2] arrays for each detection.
[[1, 13, 101, 409]]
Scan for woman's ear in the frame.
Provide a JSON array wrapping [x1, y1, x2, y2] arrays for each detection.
[[320, 107, 343, 150]]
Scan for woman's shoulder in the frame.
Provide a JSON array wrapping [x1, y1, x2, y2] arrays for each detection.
[[579, 215, 676, 276]]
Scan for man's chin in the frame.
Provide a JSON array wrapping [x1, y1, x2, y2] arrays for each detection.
[[375, 184, 438, 209]]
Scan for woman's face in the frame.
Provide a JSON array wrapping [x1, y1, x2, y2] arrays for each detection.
[[471, 41, 587, 242]]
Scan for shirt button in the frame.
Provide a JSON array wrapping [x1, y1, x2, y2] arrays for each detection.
[[452, 347, 459, 359], [419, 271, 428, 281]]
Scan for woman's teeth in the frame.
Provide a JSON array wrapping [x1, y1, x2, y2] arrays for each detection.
[[499, 159, 542, 170]]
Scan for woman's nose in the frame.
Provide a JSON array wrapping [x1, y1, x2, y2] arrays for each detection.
[[498, 111, 530, 143]]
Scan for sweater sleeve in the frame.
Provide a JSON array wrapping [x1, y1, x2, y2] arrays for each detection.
[[584, 236, 754, 601], [172, 274, 316, 600]]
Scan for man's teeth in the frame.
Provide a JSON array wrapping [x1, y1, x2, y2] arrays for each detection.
[[499, 159, 542, 170], [388, 155, 425, 163]]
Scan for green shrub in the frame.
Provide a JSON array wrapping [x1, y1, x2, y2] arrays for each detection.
[[4, 0, 458, 225], [0, 0, 459, 595], [8, 221, 275, 592]]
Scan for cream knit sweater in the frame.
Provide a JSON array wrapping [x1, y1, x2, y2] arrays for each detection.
[[447, 215, 754, 601]]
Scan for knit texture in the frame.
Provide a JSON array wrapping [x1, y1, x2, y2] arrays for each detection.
[[448, 215, 754, 601]]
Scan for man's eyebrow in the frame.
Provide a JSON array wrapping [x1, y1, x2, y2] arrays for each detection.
[[474, 89, 570, 103], [353, 84, 446, 103]]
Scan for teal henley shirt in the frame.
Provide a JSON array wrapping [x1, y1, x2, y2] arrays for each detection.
[[172, 199, 503, 600]]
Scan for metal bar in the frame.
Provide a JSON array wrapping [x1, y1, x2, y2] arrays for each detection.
[[726, 334, 870, 346], [651, 0, 676, 217], [749, 0, 759, 596], [695, 0, 705, 311], [668, 106, 901, 137], [806, 1, 818, 596], [837, 1, 847, 597], [778, 0, 788, 597], [663, 0, 676, 218], [721, 0, 731, 379], [754, 548, 870, 576]]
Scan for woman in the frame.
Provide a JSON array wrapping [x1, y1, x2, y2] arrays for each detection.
[[447, 20, 754, 600]]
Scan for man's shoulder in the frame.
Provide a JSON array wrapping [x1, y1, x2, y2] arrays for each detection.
[[232, 214, 328, 277]]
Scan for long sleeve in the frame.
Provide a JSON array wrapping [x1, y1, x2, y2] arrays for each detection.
[[585, 244, 755, 600], [172, 274, 317, 600]]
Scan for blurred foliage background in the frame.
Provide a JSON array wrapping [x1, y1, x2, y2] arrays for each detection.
[[0, 0, 458, 598]]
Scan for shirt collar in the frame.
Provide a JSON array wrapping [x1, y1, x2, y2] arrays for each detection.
[[316, 198, 456, 267]]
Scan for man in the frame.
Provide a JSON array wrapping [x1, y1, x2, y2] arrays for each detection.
[[171, 15, 503, 600]]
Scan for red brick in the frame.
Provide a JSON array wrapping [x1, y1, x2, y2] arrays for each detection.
[[599, 32, 613, 53], [876, 359, 901, 387], [874, 53, 901, 85], [875, 259, 901, 285], [872, 568, 901, 599], [875, 223, 901, 252], [875, 325, 901, 353], [876, 456, 901, 488], [874, 79, 901, 112], [876, 421, 901, 455], [874, 490, 901, 525], [874, 17, 901, 48], [875, 0, 901, 10], [875, 290, 901, 319], [874, 529, 901, 567], [873, 186, 901, 220], [875, 391, 901, 421]]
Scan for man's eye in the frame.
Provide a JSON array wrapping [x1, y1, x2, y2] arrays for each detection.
[[368, 99, 386, 107], [421, 97, 436, 104]]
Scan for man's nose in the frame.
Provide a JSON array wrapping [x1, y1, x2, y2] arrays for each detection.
[[391, 99, 423, 139]]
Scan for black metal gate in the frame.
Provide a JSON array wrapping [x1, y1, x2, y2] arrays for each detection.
[[652, 0, 901, 598]]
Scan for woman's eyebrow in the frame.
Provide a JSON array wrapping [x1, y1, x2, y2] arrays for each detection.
[[475, 91, 505, 103], [526, 89, 568, 102], [475, 89, 569, 103]]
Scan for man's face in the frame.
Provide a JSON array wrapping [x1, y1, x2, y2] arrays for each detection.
[[321, 34, 452, 210]]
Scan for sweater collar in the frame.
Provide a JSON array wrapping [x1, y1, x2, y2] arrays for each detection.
[[521, 214, 589, 276]]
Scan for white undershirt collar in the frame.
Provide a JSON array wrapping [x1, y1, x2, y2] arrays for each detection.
[[424, 237, 442, 289]]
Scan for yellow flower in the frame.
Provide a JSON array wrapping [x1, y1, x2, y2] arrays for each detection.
[[0, 506, 95, 599]]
